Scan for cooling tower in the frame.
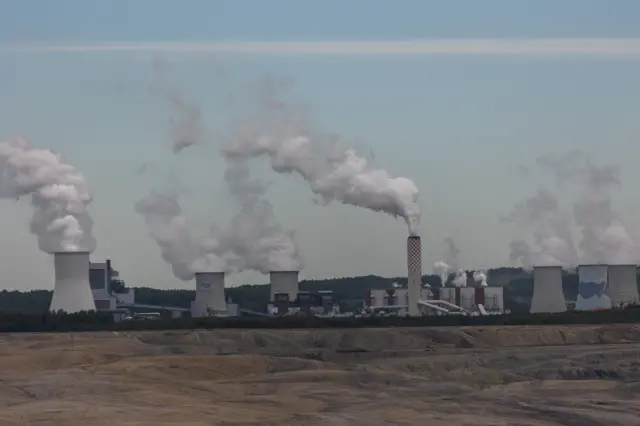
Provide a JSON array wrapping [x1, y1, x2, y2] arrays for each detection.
[[576, 264, 612, 311], [530, 266, 566, 313], [191, 272, 227, 317], [270, 270, 299, 302], [607, 264, 639, 308], [407, 236, 422, 316], [49, 251, 96, 313]]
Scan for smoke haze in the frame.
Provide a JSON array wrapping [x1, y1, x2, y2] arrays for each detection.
[[222, 77, 422, 234], [506, 152, 637, 266], [0, 138, 95, 253], [136, 69, 302, 280]]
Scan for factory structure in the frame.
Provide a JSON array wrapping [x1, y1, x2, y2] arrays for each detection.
[[366, 236, 505, 317], [530, 264, 639, 313], [47, 250, 338, 319], [46, 236, 640, 319]]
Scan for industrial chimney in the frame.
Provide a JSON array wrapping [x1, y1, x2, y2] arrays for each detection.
[[191, 272, 227, 317], [407, 236, 422, 317], [269, 270, 299, 302], [49, 251, 96, 313], [530, 265, 566, 313]]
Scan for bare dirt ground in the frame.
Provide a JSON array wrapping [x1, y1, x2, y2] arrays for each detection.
[[2, 325, 640, 425]]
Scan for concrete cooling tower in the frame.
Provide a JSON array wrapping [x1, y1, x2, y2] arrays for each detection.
[[49, 251, 97, 313], [530, 266, 567, 313], [575, 264, 611, 311], [407, 236, 422, 317], [269, 270, 299, 302], [191, 272, 227, 317], [606, 264, 639, 308]]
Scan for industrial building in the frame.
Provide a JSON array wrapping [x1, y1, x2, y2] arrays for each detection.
[[607, 264, 639, 307], [89, 259, 135, 310], [367, 284, 504, 316], [49, 251, 97, 313], [269, 270, 300, 302], [530, 266, 567, 313], [190, 272, 239, 317], [575, 264, 611, 311]]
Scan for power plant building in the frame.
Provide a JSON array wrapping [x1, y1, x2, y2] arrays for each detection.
[[191, 272, 227, 317], [49, 251, 96, 313], [89, 260, 134, 310], [530, 266, 567, 313], [575, 264, 611, 311], [606, 264, 639, 308], [269, 270, 299, 302]]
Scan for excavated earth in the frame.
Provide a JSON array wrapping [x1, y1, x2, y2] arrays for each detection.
[[2, 324, 640, 425]]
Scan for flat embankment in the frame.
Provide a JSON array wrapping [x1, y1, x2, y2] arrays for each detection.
[[2, 324, 640, 425]]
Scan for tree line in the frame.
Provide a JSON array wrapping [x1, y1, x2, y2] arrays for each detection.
[[0, 268, 582, 315]]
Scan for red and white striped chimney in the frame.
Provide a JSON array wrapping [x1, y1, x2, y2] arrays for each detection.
[[407, 236, 422, 316]]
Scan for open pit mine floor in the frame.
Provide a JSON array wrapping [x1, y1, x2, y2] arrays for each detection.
[[2, 325, 640, 426]]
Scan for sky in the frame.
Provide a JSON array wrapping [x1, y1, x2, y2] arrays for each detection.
[[1, 0, 640, 290]]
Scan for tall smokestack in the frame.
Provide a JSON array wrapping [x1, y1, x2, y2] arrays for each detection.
[[270, 270, 299, 302], [191, 272, 227, 317], [49, 251, 96, 313], [407, 236, 422, 316]]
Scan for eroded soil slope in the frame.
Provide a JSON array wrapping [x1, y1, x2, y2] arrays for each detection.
[[1, 324, 640, 425]]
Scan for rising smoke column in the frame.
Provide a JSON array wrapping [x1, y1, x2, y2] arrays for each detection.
[[506, 152, 637, 266], [473, 270, 488, 287], [537, 153, 637, 264], [0, 138, 95, 252], [218, 158, 302, 273], [432, 237, 461, 285], [503, 187, 578, 267], [136, 70, 301, 279], [222, 77, 421, 234], [134, 190, 228, 280]]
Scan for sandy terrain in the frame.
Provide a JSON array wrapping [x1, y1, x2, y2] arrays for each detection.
[[1, 325, 640, 425]]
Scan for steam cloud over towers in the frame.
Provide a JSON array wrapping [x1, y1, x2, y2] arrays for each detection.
[[505, 152, 638, 267], [222, 77, 421, 235], [135, 72, 301, 281], [0, 138, 96, 253]]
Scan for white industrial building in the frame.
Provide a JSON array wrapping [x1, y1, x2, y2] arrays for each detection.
[[191, 272, 234, 317], [575, 264, 611, 311], [269, 270, 299, 302], [89, 259, 135, 310], [368, 285, 504, 316], [530, 266, 567, 313], [50, 251, 97, 313], [606, 264, 639, 308]]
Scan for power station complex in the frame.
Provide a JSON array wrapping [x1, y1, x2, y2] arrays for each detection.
[[46, 236, 640, 319]]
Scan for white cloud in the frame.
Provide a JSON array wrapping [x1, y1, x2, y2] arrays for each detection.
[[2, 38, 640, 56]]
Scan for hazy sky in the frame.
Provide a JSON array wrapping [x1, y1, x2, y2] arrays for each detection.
[[1, 0, 640, 290]]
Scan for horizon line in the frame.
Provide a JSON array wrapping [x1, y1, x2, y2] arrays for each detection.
[[3, 38, 640, 56]]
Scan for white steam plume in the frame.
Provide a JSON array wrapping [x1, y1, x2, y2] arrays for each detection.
[[152, 57, 206, 154], [506, 152, 637, 266], [0, 138, 95, 253], [473, 270, 488, 287], [537, 153, 638, 264], [218, 158, 302, 273], [432, 260, 450, 287], [432, 237, 461, 285], [452, 269, 467, 287], [136, 70, 301, 279], [134, 191, 228, 280], [222, 77, 421, 234], [503, 188, 577, 267]]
